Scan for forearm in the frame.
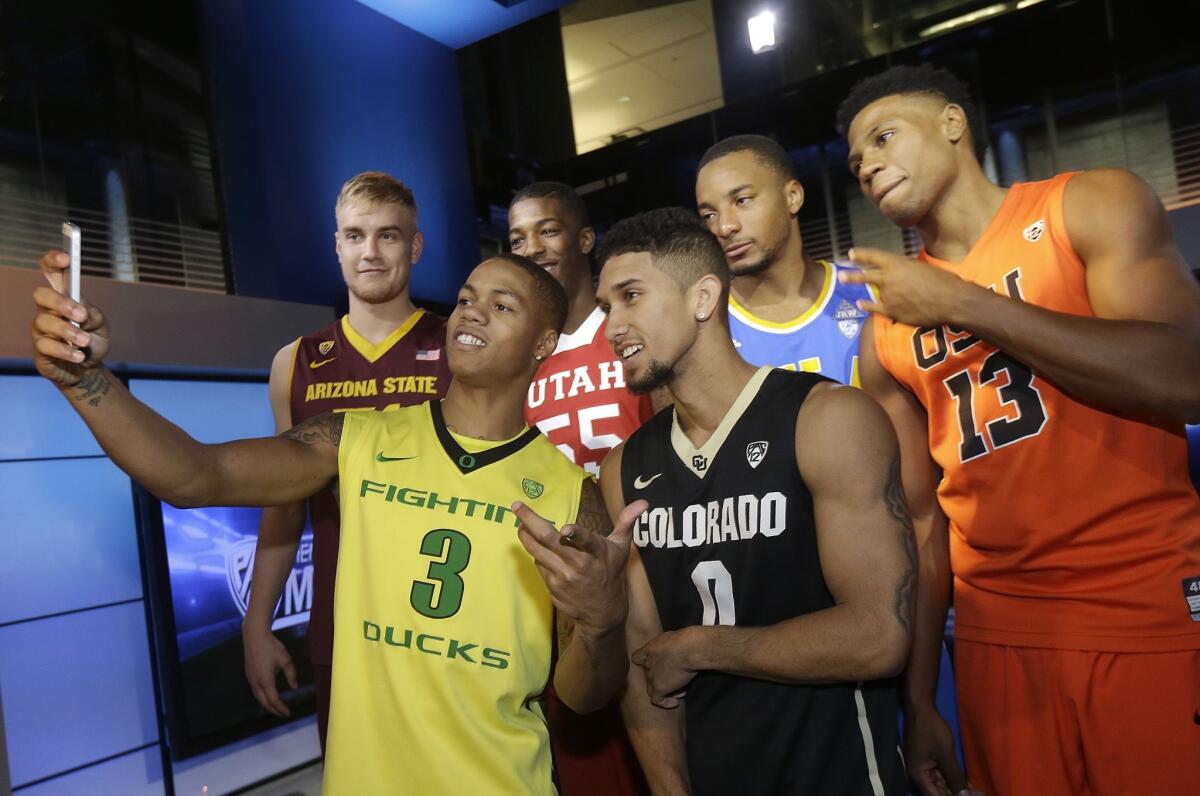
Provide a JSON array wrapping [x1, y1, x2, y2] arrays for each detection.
[[244, 504, 307, 630], [58, 369, 222, 504], [951, 285, 1200, 423], [902, 517, 951, 710], [690, 602, 907, 684], [621, 667, 690, 795], [554, 623, 628, 714]]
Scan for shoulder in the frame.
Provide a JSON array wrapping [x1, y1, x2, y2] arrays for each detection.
[[1062, 169, 1168, 258], [794, 383, 895, 473], [269, 339, 300, 384]]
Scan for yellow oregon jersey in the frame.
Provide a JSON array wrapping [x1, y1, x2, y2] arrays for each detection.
[[323, 400, 587, 795]]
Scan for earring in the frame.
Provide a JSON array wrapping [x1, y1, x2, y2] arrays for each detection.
[[697, 313, 707, 321], [535, 354, 544, 361]]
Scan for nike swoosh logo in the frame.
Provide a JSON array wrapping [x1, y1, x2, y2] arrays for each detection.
[[376, 452, 416, 462], [310, 357, 337, 369], [634, 473, 663, 489]]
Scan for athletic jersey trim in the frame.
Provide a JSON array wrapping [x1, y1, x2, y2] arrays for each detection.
[[669, 365, 772, 478], [552, 307, 605, 354], [854, 685, 886, 796], [429, 399, 541, 474], [285, 337, 301, 400], [727, 259, 834, 333], [340, 308, 428, 363]]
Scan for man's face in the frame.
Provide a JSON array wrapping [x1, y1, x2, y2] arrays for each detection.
[[696, 151, 801, 277], [597, 252, 697, 394], [334, 199, 423, 304], [846, 94, 958, 228], [508, 197, 594, 293], [446, 259, 555, 387]]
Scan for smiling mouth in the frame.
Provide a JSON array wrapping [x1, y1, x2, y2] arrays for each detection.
[[455, 332, 486, 348], [620, 343, 644, 361]]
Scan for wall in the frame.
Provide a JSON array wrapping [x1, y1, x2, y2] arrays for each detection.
[[201, 0, 479, 308]]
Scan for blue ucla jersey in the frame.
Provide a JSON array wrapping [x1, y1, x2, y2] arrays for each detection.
[[728, 259, 873, 386]]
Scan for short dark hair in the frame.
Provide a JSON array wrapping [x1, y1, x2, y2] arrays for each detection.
[[485, 252, 568, 334], [598, 208, 729, 322], [698, 134, 796, 181], [510, 181, 590, 229], [836, 64, 987, 163]]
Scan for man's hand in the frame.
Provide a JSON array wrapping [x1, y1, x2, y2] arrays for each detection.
[[905, 703, 983, 796], [629, 627, 698, 709], [31, 249, 111, 388], [840, 247, 978, 328], [512, 497, 646, 635], [242, 621, 299, 718]]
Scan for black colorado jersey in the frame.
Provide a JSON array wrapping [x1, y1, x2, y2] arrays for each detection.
[[621, 367, 904, 795]]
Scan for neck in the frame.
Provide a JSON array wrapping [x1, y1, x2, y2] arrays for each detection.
[[347, 291, 419, 344], [562, 274, 598, 335], [729, 230, 824, 309], [666, 330, 758, 440], [440, 378, 530, 441], [917, 164, 1009, 263]]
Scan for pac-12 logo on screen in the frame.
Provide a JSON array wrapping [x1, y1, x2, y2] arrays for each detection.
[[226, 535, 314, 631], [746, 441, 768, 469]]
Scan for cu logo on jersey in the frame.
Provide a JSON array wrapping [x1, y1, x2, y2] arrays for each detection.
[[745, 441, 768, 469], [692, 454, 708, 472]]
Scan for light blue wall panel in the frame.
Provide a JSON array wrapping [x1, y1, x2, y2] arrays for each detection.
[[0, 602, 158, 787], [128, 379, 272, 443], [0, 458, 141, 625], [0, 376, 103, 461], [15, 746, 164, 796]]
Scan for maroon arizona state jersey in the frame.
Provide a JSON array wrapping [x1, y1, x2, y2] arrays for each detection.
[[289, 310, 450, 664]]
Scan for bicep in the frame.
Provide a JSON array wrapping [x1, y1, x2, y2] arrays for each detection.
[[267, 341, 298, 434], [797, 388, 915, 612], [1067, 169, 1200, 332]]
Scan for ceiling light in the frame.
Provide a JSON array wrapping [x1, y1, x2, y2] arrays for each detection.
[[617, 95, 631, 103], [748, 11, 776, 54], [918, 3, 1007, 38]]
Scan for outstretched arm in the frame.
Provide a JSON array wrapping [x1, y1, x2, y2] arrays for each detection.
[[844, 169, 1200, 423], [630, 384, 914, 703], [31, 251, 340, 508]]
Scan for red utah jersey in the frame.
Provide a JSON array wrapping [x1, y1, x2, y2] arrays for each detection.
[[524, 307, 653, 475]]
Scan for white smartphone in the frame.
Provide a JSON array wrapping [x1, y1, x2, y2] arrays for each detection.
[[61, 222, 82, 326]]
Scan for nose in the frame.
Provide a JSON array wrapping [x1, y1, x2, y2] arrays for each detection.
[[362, 235, 380, 259], [604, 308, 627, 347], [860, 154, 885, 186], [717, 212, 740, 239], [524, 234, 545, 260]]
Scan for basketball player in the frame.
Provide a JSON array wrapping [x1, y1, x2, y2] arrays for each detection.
[[509, 181, 653, 796], [594, 208, 913, 794], [32, 251, 644, 794], [243, 172, 450, 751], [838, 64, 1200, 795], [696, 135, 873, 385]]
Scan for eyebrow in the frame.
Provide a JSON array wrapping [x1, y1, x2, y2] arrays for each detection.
[[697, 184, 754, 211], [509, 217, 563, 235], [612, 278, 644, 291], [342, 225, 403, 234]]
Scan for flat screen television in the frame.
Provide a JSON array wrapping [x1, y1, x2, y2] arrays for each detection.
[[134, 487, 316, 759]]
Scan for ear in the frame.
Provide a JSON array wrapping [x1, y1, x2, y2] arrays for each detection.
[[578, 226, 596, 256], [534, 329, 559, 362], [410, 230, 425, 265], [942, 104, 968, 147], [693, 274, 723, 322], [784, 179, 805, 216]]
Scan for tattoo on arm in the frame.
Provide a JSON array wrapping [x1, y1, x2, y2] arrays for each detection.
[[281, 412, 344, 448], [576, 479, 615, 537], [884, 453, 917, 633], [71, 370, 112, 407]]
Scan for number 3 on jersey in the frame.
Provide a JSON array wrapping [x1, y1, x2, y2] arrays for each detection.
[[943, 351, 1048, 463], [692, 560, 736, 626], [411, 529, 471, 619]]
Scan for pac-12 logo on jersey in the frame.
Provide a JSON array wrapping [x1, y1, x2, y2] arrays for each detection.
[[226, 535, 314, 631], [1023, 219, 1046, 243], [746, 441, 768, 469], [834, 299, 865, 340], [318, 340, 335, 355]]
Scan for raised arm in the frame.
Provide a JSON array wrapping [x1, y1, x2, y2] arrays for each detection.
[[31, 251, 340, 508], [511, 467, 645, 715], [845, 169, 1200, 424], [244, 341, 310, 717], [860, 323, 970, 796], [606, 445, 691, 796], [630, 384, 914, 704]]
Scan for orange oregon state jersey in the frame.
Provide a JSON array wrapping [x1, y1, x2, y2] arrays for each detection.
[[524, 307, 654, 476], [873, 173, 1200, 652], [289, 310, 451, 664]]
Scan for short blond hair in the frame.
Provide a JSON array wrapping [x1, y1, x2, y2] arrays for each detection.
[[335, 171, 417, 216]]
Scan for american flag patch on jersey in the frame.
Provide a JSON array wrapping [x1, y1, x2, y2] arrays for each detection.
[[416, 349, 441, 361]]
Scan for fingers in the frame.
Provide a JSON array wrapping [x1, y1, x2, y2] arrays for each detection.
[[609, 499, 648, 548], [281, 654, 299, 690], [40, 249, 69, 291], [846, 246, 893, 268], [33, 285, 88, 324], [33, 307, 91, 349], [249, 675, 289, 717], [517, 525, 574, 579], [83, 303, 107, 334], [838, 269, 872, 285], [512, 501, 591, 560], [856, 298, 888, 316]]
